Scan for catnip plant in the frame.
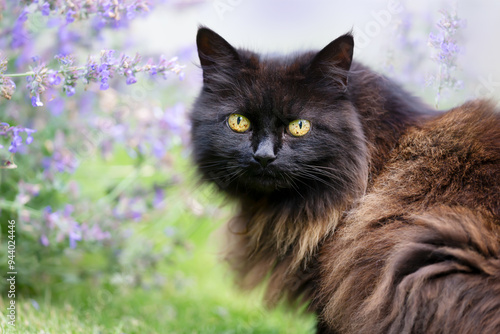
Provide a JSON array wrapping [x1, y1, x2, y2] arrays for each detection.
[[0, 0, 194, 293]]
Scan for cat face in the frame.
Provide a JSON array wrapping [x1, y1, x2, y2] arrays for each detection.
[[191, 28, 368, 202]]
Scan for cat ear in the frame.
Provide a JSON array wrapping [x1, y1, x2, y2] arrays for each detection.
[[196, 27, 241, 82], [308, 33, 354, 88]]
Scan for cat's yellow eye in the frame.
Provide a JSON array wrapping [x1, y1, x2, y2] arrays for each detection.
[[289, 119, 311, 137], [228, 113, 251, 133]]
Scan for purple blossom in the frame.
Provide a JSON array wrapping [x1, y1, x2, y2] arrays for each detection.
[[427, 9, 466, 107], [81, 223, 111, 241], [31, 94, 43, 107], [26, 61, 49, 107], [47, 71, 62, 86], [47, 96, 65, 116], [54, 54, 75, 66], [11, 9, 29, 49], [125, 71, 137, 85], [3, 49, 183, 103], [40, 234, 50, 246], [18, 181, 41, 197], [25, 128, 36, 144], [9, 129, 23, 152], [65, 85, 75, 96], [0, 123, 37, 154], [113, 196, 147, 221], [100, 67, 111, 90], [68, 223, 82, 248], [126, 4, 137, 20], [92, 15, 107, 32], [41, 2, 50, 16], [42, 131, 79, 174], [66, 9, 76, 23], [15, 181, 41, 205], [153, 186, 165, 209], [43, 204, 82, 248], [57, 25, 80, 55]]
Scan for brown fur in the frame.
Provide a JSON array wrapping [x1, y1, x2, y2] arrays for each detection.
[[316, 100, 500, 333]]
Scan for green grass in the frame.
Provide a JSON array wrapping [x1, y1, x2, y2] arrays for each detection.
[[1, 274, 315, 333], [0, 148, 316, 333], [0, 222, 316, 333]]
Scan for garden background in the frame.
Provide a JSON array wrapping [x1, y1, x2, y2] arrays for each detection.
[[0, 0, 499, 333]]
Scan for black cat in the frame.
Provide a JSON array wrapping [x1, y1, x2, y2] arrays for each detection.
[[191, 27, 500, 333]]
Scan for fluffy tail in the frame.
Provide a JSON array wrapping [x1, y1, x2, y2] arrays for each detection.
[[319, 206, 500, 334]]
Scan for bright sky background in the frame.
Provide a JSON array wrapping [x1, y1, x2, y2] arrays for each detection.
[[130, 0, 500, 108]]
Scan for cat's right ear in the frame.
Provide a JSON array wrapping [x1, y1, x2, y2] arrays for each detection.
[[196, 27, 241, 83], [308, 33, 354, 89]]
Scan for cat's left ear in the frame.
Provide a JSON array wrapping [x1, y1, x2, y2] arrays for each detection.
[[308, 33, 354, 88], [196, 27, 241, 82]]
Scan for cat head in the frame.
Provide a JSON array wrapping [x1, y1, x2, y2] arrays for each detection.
[[191, 27, 368, 206]]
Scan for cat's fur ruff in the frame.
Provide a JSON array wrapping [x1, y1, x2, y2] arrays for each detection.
[[191, 27, 500, 333]]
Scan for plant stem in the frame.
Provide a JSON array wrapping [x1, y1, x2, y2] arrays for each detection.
[[3, 72, 35, 78], [0, 199, 42, 218], [3, 66, 87, 78]]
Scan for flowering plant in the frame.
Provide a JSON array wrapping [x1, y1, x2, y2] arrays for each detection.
[[0, 0, 194, 293], [427, 9, 466, 107]]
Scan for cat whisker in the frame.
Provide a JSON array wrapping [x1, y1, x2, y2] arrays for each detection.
[[294, 170, 344, 191], [301, 167, 345, 183], [282, 173, 305, 199]]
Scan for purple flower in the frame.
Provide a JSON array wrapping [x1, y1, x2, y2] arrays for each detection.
[[92, 15, 107, 32], [100, 68, 110, 90], [31, 94, 43, 107], [43, 131, 79, 174], [427, 9, 466, 107], [43, 204, 82, 248], [40, 234, 50, 246], [25, 128, 36, 144], [125, 73, 137, 85], [153, 186, 165, 209], [68, 222, 82, 248], [43, 206, 54, 226], [55, 54, 74, 66], [47, 96, 65, 116], [41, 2, 50, 16], [65, 85, 75, 96], [47, 71, 62, 86], [8, 129, 23, 153], [126, 4, 137, 20], [152, 140, 166, 158], [66, 9, 76, 23], [113, 196, 146, 222], [11, 9, 29, 49], [9, 130, 23, 153], [1, 124, 36, 154], [82, 223, 111, 241], [4, 44, 184, 106]]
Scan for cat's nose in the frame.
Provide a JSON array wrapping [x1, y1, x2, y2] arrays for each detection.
[[253, 139, 276, 167], [253, 153, 276, 167]]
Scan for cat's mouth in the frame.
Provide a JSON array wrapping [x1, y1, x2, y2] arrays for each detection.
[[244, 166, 290, 192]]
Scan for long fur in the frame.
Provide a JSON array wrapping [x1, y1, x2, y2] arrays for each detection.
[[192, 28, 500, 333], [317, 101, 500, 333]]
